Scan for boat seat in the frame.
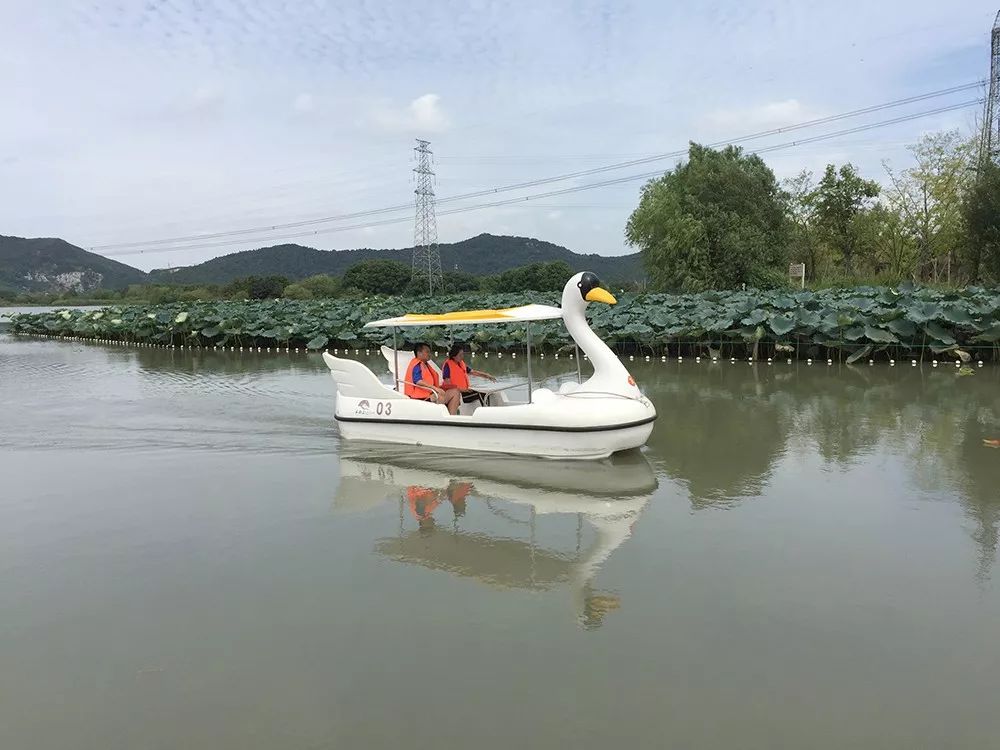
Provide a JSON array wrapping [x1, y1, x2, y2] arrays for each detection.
[[323, 352, 405, 399], [381, 346, 442, 379]]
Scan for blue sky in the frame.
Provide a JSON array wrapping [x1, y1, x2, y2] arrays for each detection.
[[0, 0, 995, 271]]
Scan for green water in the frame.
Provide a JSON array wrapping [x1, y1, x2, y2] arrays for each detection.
[[2, 336, 999, 749]]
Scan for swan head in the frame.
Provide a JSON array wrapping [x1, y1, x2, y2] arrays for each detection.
[[562, 271, 617, 314]]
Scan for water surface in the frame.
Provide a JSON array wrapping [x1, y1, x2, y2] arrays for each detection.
[[2, 336, 999, 749]]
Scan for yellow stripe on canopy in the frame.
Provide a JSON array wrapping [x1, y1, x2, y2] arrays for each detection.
[[364, 303, 563, 328]]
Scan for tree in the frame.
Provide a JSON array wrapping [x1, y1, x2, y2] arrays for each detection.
[[625, 143, 790, 291], [247, 275, 289, 299], [342, 260, 411, 295], [854, 204, 915, 281], [482, 261, 575, 293], [282, 283, 314, 300], [783, 170, 827, 282], [963, 160, 1000, 283], [297, 274, 341, 297], [883, 130, 974, 282], [810, 164, 880, 276], [441, 270, 481, 293]]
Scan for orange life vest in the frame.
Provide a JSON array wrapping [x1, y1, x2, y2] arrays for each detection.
[[442, 357, 470, 390], [404, 357, 439, 399], [407, 486, 440, 520]]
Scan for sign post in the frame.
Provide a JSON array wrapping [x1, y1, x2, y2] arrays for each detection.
[[789, 262, 805, 289]]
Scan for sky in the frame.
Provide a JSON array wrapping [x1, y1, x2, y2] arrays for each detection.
[[0, 0, 995, 271]]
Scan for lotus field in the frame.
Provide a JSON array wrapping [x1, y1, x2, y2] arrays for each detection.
[[9, 285, 1000, 361]]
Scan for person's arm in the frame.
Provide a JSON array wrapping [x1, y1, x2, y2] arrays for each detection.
[[470, 367, 497, 382], [440, 361, 456, 389]]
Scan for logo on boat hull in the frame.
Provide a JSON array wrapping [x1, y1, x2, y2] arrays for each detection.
[[355, 399, 372, 415]]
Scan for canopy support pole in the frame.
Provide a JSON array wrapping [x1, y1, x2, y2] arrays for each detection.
[[526, 322, 533, 403], [392, 327, 400, 392], [575, 343, 582, 383]]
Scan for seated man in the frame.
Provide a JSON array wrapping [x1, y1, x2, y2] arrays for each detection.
[[404, 342, 461, 415], [441, 342, 497, 404]]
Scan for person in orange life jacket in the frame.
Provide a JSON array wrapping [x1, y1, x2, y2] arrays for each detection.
[[446, 480, 473, 516], [404, 342, 461, 415], [441, 342, 496, 404]]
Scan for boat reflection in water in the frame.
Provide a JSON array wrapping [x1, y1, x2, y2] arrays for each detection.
[[333, 447, 658, 628]]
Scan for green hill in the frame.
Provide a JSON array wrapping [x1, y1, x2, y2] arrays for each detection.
[[0, 235, 148, 293], [147, 234, 644, 285]]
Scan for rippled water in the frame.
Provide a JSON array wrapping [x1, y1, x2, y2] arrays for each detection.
[[2, 335, 1000, 749]]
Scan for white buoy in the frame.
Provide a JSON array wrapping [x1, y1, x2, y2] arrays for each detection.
[[712, 358, 718, 363], [628, 355, 634, 361], [955, 361, 961, 367], [911, 360, 917, 366], [645, 355, 650, 361], [978, 361, 984, 367], [695, 356, 701, 363], [932, 360, 938, 366], [730, 357, 736, 363], [827, 358, 832, 365], [786, 358, 792, 364], [512, 352, 516, 358], [807, 358, 813, 365], [869, 359, 874, 366], [678, 356, 683, 362], [661, 356, 667, 362], [889, 359, 895, 366]]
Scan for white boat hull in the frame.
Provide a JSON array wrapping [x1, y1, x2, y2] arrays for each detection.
[[335, 409, 655, 460]]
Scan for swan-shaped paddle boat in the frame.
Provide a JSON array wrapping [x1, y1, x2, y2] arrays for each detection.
[[321, 271, 657, 460]]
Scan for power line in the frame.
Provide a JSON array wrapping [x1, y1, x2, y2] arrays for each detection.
[[103, 97, 982, 258], [89, 80, 984, 252]]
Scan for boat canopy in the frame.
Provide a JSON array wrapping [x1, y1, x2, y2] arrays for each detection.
[[364, 303, 563, 329]]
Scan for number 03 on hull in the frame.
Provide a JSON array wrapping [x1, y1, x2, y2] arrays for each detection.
[[322, 272, 657, 460]]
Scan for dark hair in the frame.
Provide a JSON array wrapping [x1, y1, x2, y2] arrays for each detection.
[[448, 342, 466, 359], [412, 342, 430, 356]]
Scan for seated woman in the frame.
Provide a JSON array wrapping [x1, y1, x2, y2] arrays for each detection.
[[404, 342, 461, 415], [441, 342, 497, 404]]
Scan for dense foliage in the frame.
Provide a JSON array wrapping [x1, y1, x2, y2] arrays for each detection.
[[628, 133, 1000, 290], [626, 144, 790, 291], [10, 284, 1000, 361]]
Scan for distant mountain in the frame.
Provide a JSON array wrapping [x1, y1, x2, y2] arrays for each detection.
[[1, 233, 644, 294], [0, 235, 148, 293], [147, 234, 644, 285]]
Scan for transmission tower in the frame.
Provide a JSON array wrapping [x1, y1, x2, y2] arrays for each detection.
[[411, 139, 443, 294], [979, 11, 1000, 164]]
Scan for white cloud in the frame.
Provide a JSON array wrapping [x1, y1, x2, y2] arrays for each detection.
[[703, 99, 824, 133], [371, 93, 451, 133], [293, 93, 315, 113], [546, 210, 563, 221]]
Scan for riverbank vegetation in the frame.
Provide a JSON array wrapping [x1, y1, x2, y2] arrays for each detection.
[[10, 283, 1000, 361], [628, 131, 1000, 291]]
